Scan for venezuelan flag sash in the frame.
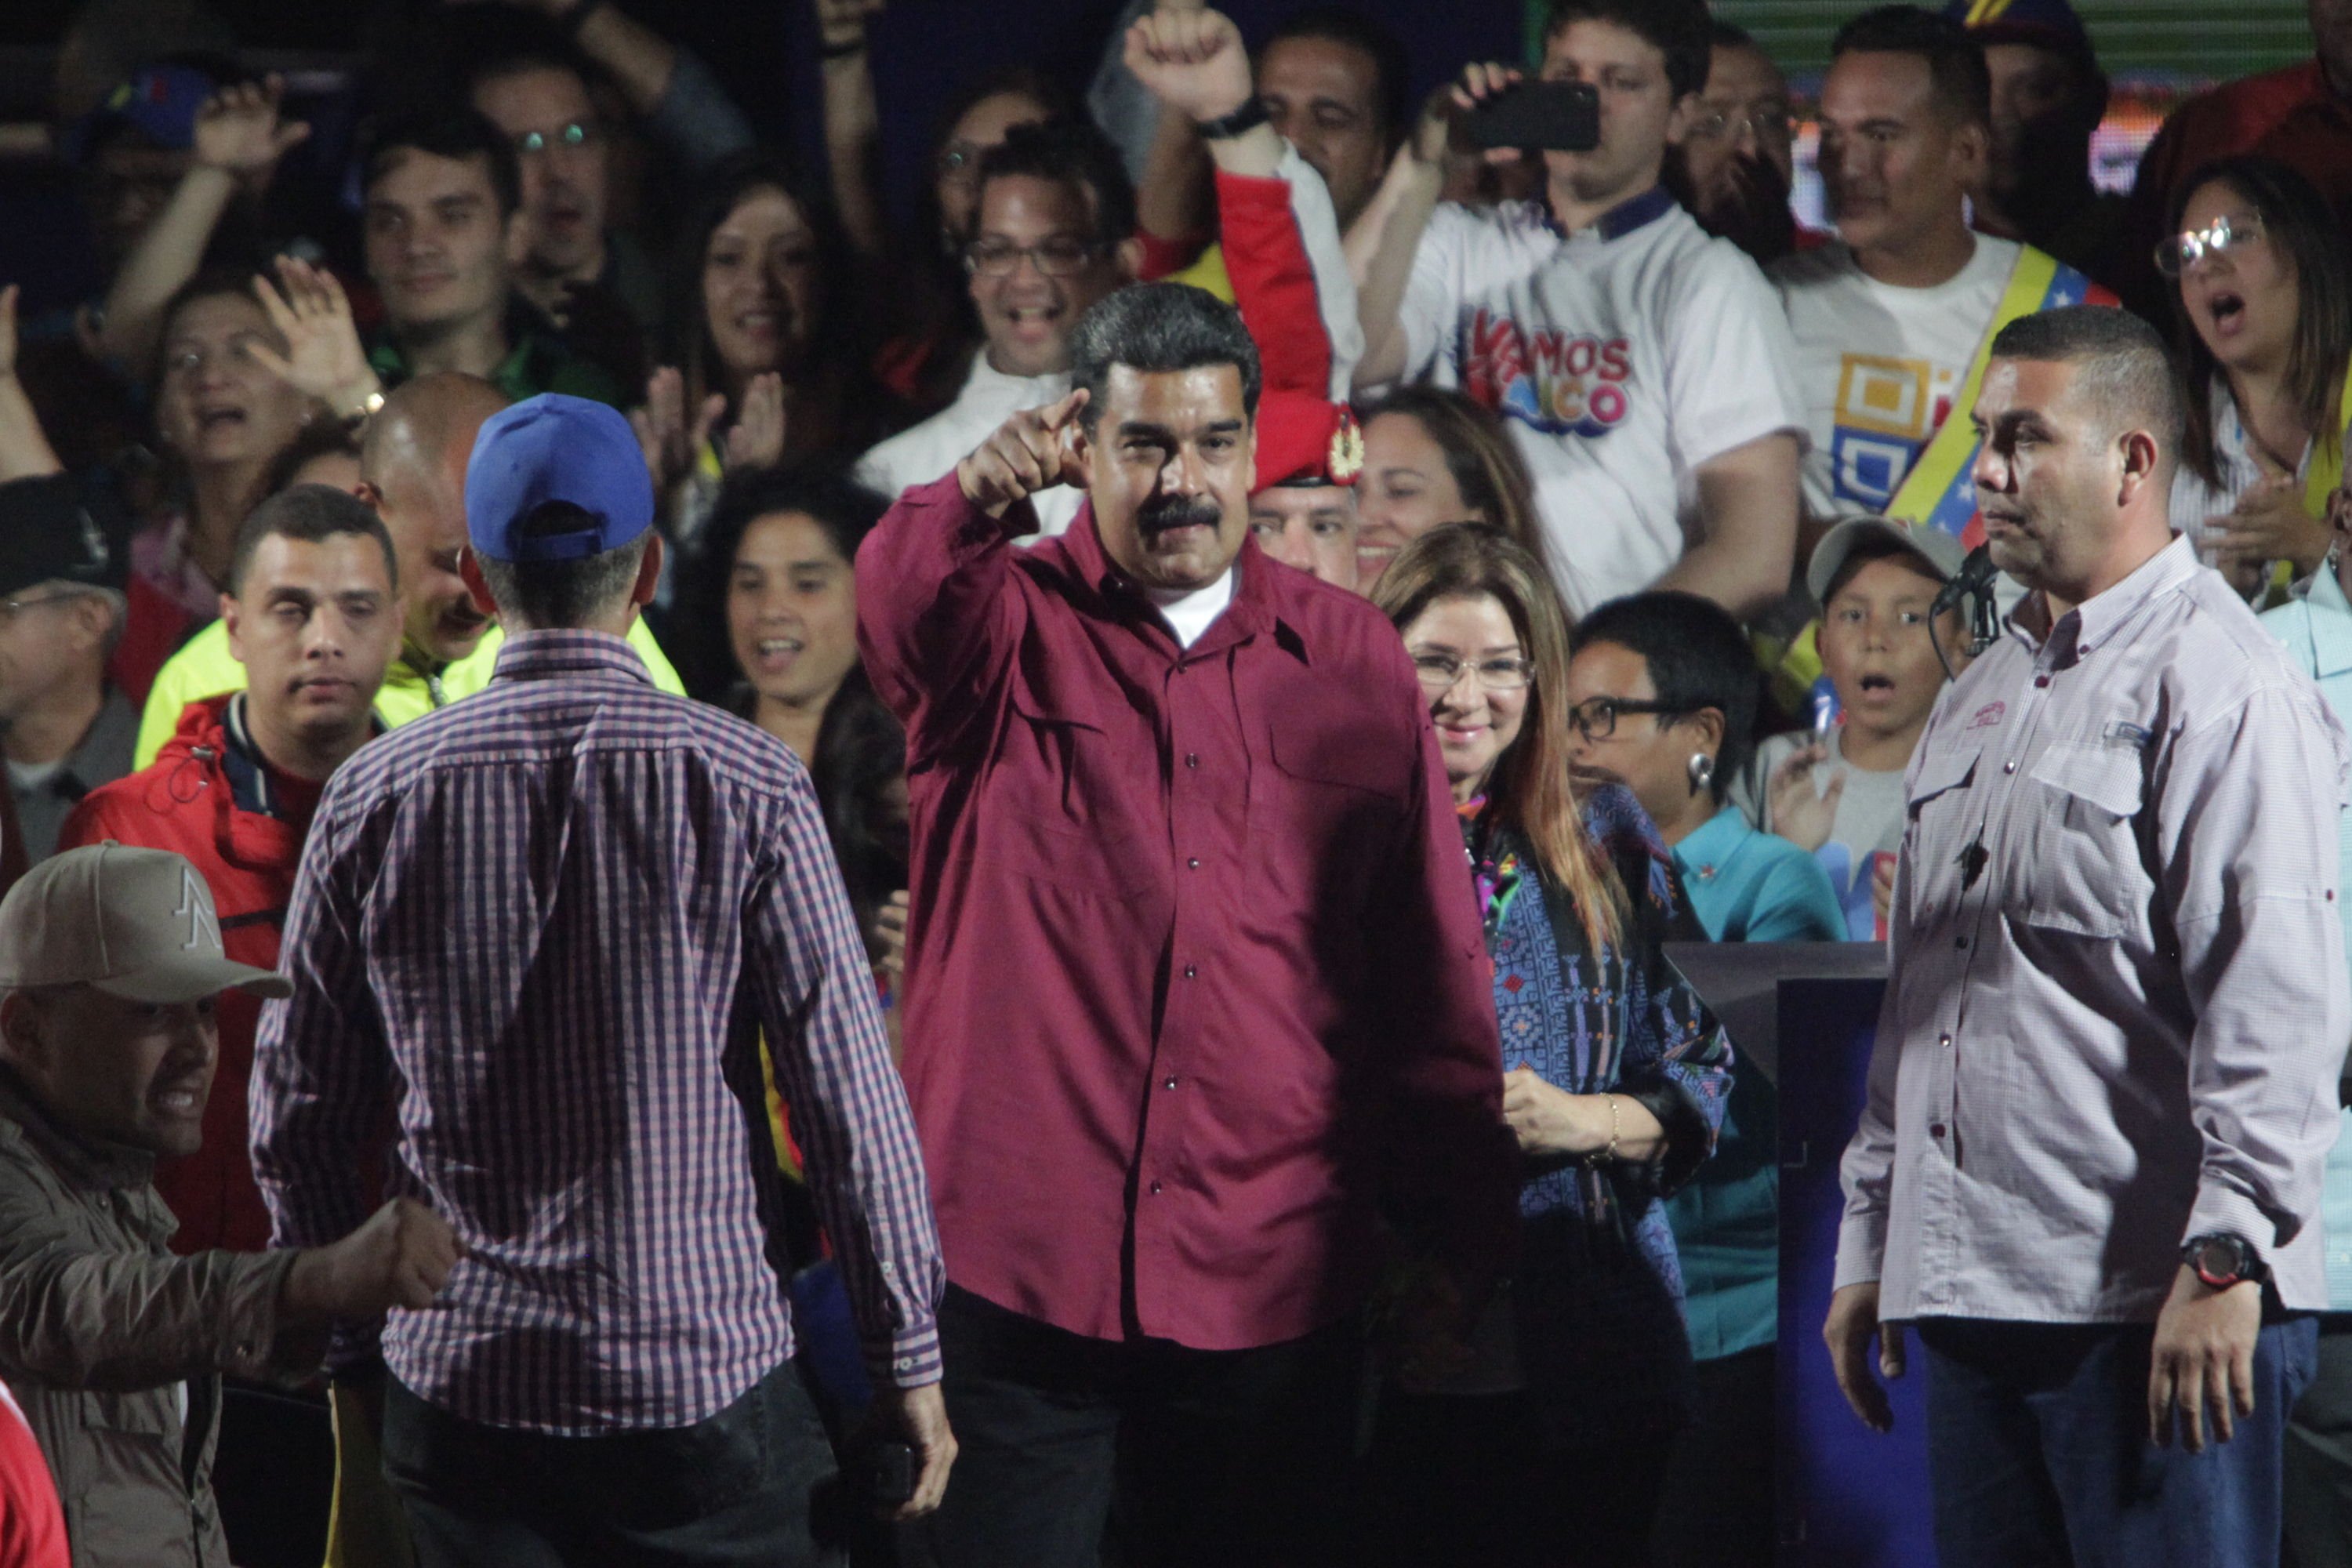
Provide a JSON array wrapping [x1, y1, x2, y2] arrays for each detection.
[[1885, 246, 2116, 546]]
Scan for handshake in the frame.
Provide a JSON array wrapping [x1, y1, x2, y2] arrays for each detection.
[[281, 1197, 465, 1325]]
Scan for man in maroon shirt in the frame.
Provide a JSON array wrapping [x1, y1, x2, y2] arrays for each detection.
[[858, 277, 1515, 1565]]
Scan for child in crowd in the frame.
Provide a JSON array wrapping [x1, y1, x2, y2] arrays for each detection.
[[1734, 517, 1972, 938]]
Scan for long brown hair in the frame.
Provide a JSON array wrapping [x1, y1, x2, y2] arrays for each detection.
[[2165, 157, 2352, 488], [1359, 387, 1552, 577], [1372, 523, 1624, 949]]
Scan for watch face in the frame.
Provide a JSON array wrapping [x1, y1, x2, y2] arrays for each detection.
[[2194, 1236, 2249, 1282]]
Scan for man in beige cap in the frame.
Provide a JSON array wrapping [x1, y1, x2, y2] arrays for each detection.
[[0, 842, 460, 1568]]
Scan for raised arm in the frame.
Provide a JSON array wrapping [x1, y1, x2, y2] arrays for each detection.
[[0, 288, 63, 482], [855, 390, 1082, 754], [814, 0, 888, 256], [97, 78, 308, 373], [1661, 430, 1802, 619]]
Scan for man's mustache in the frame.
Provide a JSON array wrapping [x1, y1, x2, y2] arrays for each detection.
[[1138, 495, 1221, 535]]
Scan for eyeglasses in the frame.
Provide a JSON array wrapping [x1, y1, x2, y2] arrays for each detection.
[[1412, 652, 1536, 693], [1684, 107, 1795, 144], [2154, 212, 2265, 278], [161, 336, 270, 379], [511, 121, 602, 157], [964, 237, 1106, 278], [1566, 696, 1681, 740]]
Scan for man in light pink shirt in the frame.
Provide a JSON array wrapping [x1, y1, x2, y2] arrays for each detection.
[[1824, 304, 2352, 1568]]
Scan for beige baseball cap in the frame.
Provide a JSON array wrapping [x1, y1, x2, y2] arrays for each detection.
[[0, 844, 291, 1004], [1807, 515, 1969, 606]]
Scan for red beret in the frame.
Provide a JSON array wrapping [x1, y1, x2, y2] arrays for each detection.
[[1252, 394, 1364, 492]]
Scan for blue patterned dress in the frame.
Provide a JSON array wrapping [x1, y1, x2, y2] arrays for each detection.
[[1464, 783, 1733, 1438]]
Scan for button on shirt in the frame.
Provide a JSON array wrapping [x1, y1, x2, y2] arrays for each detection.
[[1835, 535, 2352, 1319], [252, 632, 943, 1433], [858, 477, 1516, 1350]]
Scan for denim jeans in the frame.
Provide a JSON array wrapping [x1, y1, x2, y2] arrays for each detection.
[[380, 1359, 842, 1567], [1918, 1315, 2319, 1568]]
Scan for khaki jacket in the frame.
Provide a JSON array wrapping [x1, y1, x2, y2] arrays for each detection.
[[0, 1069, 308, 1567]]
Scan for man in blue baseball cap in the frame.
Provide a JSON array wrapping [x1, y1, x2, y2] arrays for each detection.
[[253, 392, 953, 1565], [1945, 0, 2122, 279]]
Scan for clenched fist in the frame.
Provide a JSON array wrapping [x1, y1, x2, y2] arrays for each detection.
[[956, 388, 1090, 517], [282, 1197, 464, 1323]]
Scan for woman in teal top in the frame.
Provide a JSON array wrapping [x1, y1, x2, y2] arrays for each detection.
[[2257, 483, 2352, 1564], [1563, 590, 1846, 1566]]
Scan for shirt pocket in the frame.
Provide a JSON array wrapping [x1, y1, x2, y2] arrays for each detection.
[[1900, 744, 1980, 917], [1245, 714, 1407, 924], [982, 695, 1155, 899], [2011, 741, 2147, 938]]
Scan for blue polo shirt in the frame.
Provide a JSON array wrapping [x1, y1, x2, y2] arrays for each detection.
[[2260, 569, 2352, 1311], [1667, 805, 1846, 1359]]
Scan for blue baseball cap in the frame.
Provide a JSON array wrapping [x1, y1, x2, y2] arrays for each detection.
[[465, 394, 654, 564], [63, 64, 216, 165]]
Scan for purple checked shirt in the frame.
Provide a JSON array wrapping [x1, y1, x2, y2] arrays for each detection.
[[250, 631, 942, 1434]]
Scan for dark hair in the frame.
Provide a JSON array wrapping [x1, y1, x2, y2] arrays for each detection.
[[662, 152, 869, 421], [1545, 0, 1713, 100], [1265, 6, 1412, 147], [1068, 284, 1261, 434], [687, 463, 905, 953], [978, 119, 1138, 250], [471, 503, 646, 628], [154, 267, 269, 390], [227, 483, 399, 597], [2163, 157, 2352, 489], [1710, 19, 1759, 51], [1991, 304, 2184, 465], [1829, 5, 1991, 129], [361, 104, 524, 220], [1570, 590, 1760, 801], [260, 419, 364, 500], [680, 463, 889, 699]]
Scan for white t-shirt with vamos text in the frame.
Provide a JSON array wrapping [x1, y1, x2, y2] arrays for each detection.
[[1396, 187, 1808, 615], [1771, 233, 2020, 520]]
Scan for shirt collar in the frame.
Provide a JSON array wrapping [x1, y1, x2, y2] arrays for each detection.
[[1671, 804, 1750, 880], [55, 689, 137, 795], [2006, 533, 2200, 665], [2296, 560, 2352, 679], [0, 1062, 154, 1193], [490, 627, 656, 685], [1055, 504, 1301, 659], [1549, 183, 1677, 243]]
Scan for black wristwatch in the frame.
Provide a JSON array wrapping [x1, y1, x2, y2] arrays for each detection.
[[1194, 96, 1272, 142], [2181, 1232, 2269, 1290]]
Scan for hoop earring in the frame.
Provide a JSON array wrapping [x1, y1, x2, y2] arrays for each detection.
[[1686, 752, 1715, 796]]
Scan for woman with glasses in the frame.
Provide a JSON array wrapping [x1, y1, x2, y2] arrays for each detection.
[[1363, 524, 1730, 1568], [2161, 155, 2352, 599], [636, 153, 898, 591], [1354, 385, 1547, 593], [1562, 590, 1842, 1568]]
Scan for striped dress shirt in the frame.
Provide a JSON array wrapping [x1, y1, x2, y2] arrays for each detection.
[[1836, 535, 2352, 1320], [251, 631, 942, 1434]]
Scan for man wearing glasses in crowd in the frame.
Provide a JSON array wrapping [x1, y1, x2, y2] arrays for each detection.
[[857, 119, 1142, 539]]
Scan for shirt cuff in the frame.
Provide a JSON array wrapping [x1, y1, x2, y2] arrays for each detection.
[[1833, 1212, 1888, 1292], [2186, 1181, 2286, 1258], [866, 1325, 943, 1389], [225, 1248, 309, 1384]]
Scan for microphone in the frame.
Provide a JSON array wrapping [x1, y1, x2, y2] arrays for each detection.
[[1933, 544, 1999, 621]]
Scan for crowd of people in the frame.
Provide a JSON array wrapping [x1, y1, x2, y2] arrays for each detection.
[[1, 0, 2351, 1564]]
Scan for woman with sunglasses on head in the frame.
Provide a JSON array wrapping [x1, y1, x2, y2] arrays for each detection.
[[2161, 155, 2352, 599], [1364, 526, 1732, 1568]]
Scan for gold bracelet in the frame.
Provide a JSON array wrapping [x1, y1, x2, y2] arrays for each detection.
[[1588, 1094, 1621, 1168]]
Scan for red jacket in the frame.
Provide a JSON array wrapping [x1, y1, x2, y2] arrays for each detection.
[[57, 695, 310, 1254]]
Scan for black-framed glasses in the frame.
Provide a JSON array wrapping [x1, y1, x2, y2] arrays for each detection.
[[512, 121, 602, 157], [964, 237, 1106, 278], [1567, 695, 1681, 740], [1412, 652, 1536, 693], [2154, 212, 2264, 278]]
